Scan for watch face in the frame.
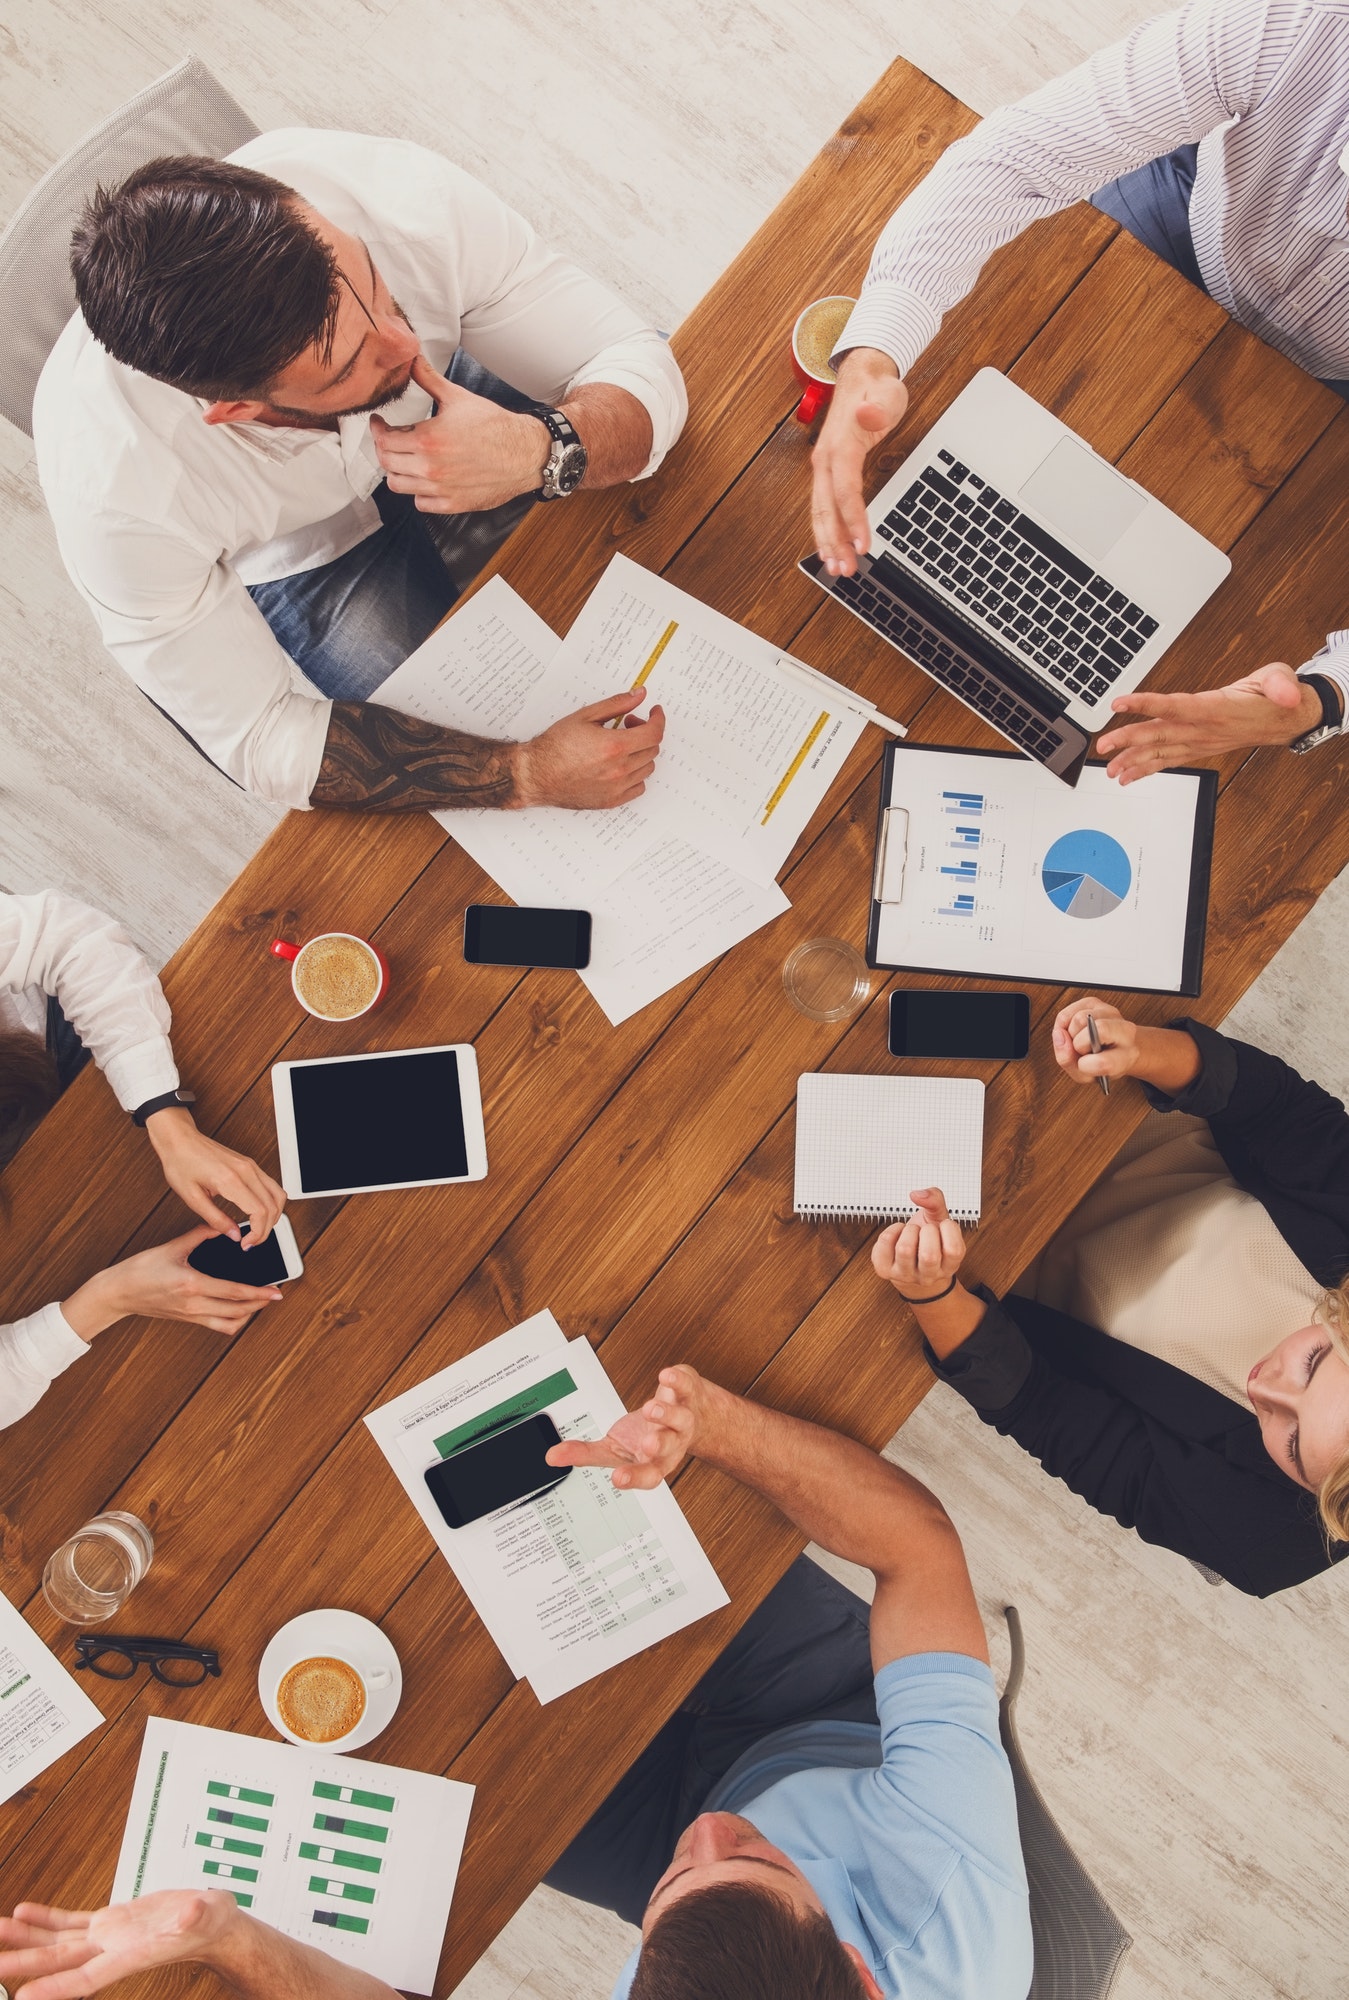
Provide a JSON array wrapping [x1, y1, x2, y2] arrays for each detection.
[[555, 441, 587, 493]]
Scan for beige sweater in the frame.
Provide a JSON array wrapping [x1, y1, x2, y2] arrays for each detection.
[[1018, 1110, 1323, 1407]]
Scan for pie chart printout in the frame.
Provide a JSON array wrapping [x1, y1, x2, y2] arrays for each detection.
[[1041, 830, 1132, 920]]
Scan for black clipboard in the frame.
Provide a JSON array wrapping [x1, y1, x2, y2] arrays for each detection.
[[866, 741, 1217, 997]]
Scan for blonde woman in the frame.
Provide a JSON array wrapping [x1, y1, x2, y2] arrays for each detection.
[[873, 1002, 1349, 1595]]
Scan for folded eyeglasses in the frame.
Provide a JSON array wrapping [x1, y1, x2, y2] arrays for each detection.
[[73, 1634, 221, 1686]]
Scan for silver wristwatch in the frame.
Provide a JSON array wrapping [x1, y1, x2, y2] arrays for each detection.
[[538, 408, 587, 500], [1290, 671, 1345, 754]]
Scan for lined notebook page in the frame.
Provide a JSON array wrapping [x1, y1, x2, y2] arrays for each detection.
[[793, 1074, 985, 1223]]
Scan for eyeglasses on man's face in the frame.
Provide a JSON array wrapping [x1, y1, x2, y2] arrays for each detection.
[[73, 1634, 221, 1686]]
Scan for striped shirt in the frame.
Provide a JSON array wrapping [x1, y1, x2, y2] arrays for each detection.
[[840, 0, 1349, 708]]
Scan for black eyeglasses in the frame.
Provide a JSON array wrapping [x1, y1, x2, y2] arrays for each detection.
[[73, 1635, 221, 1686]]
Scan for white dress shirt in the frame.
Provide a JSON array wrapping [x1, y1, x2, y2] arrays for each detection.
[[0, 888, 181, 1428], [34, 129, 688, 809], [840, 0, 1349, 716]]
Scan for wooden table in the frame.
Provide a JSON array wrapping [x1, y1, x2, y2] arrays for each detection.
[[4, 53, 1349, 1996]]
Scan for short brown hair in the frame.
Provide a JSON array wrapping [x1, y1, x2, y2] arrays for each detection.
[[1315, 1276, 1349, 1545], [70, 155, 342, 400], [630, 1883, 867, 2000], [0, 1030, 60, 1171]]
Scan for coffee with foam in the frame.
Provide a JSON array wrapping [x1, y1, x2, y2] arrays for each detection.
[[293, 935, 381, 1020], [792, 296, 856, 383], [277, 1655, 367, 1742]]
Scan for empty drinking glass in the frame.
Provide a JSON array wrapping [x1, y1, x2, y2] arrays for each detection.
[[42, 1512, 154, 1626]]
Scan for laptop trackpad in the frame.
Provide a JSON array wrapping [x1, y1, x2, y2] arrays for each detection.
[[1019, 438, 1146, 561]]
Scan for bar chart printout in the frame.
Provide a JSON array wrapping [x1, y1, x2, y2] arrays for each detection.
[[112, 1719, 473, 1994]]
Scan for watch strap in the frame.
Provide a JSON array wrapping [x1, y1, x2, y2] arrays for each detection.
[[1301, 672, 1344, 731], [539, 408, 581, 450], [132, 1087, 196, 1127]]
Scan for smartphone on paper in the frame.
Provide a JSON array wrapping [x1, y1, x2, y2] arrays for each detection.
[[462, 904, 592, 970], [187, 1215, 304, 1287], [423, 1413, 569, 1529], [888, 989, 1030, 1061]]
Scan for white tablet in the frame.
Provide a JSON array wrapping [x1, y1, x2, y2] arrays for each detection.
[[271, 1045, 488, 1199]]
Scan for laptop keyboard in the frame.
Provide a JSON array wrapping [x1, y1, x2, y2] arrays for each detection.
[[875, 449, 1159, 709], [831, 569, 1067, 761]]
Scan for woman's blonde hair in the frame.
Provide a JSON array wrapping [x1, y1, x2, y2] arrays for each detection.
[[1315, 1277, 1349, 1545]]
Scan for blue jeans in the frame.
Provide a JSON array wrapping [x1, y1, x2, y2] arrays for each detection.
[[246, 351, 544, 701], [1092, 145, 1349, 399], [543, 1555, 877, 1927]]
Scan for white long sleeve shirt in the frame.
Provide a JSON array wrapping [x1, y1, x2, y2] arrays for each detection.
[[33, 129, 689, 810], [840, 0, 1349, 715], [0, 889, 181, 1428]]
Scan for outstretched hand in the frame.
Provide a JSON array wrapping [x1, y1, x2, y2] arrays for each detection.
[[0, 1892, 235, 1999], [1095, 662, 1318, 783], [546, 1365, 707, 1489], [810, 348, 910, 577]]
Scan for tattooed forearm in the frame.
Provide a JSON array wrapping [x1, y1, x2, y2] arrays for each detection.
[[311, 701, 521, 812]]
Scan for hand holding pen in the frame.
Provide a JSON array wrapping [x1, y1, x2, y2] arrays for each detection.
[[1052, 997, 1136, 1091]]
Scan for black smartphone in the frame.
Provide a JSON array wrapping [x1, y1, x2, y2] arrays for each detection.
[[186, 1217, 303, 1287], [423, 1413, 569, 1529], [462, 904, 592, 970], [889, 989, 1030, 1060]]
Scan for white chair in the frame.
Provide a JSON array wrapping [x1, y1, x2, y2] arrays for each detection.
[[0, 55, 259, 435], [999, 1607, 1133, 2000]]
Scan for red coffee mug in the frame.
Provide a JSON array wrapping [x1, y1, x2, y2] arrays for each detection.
[[790, 295, 858, 425], [270, 932, 389, 1021]]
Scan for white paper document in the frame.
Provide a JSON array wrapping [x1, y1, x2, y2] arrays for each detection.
[[373, 565, 863, 1023], [365, 1312, 728, 1704], [0, 1586, 102, 1805], [519, 554, 866, 885], [112, 1718, 473, 1995], [872, 747, 1207, 991]]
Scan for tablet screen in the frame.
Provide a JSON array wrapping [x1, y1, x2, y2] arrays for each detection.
[[289, 1049, 468, 1192]]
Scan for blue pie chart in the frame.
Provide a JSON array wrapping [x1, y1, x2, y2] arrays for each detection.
[[1041, 830, 1132, 919]]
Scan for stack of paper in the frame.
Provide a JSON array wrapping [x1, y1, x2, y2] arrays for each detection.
[[113, 1718, 473, 1994], [365, 1311, 728, 1703], [374, 559, 869, 1023]]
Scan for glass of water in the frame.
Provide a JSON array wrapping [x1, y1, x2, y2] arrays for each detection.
[[42, 1512, 154, 1626]]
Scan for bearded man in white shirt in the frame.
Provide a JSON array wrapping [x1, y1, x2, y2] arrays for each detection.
[[34, 131, 686, 814], [810, 0, 1349, 782]]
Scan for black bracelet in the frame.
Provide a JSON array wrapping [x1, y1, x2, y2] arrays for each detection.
[[895, 1275, 958, 1305]]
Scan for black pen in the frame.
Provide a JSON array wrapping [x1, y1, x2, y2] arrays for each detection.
[[1086, 1013, 1110, 1098]]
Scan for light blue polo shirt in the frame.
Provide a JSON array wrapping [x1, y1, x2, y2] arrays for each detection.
[[610, 1652, 1031, 2000]]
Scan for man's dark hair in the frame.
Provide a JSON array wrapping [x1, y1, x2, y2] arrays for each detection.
[[630, 1883, 868, 2000], [70, 155, 343, 400]]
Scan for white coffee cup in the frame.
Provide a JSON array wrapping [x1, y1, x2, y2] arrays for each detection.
[[271, 1649, 393, 1752]]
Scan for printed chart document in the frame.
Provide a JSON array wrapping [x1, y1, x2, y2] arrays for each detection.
[[112, 1718, 473, 1995], [374, 570, 808, 1024], [366, 1311, 728, 1704], [518, 553, 866, 886], [0, 1586, 102, 1805], [870, 744, 1213, 993]]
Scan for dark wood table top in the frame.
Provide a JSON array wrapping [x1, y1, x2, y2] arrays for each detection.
[[3, 52, 1348, 1998]]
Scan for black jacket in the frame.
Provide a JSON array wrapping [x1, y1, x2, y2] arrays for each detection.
[[926, 1021, 1349, 1597]]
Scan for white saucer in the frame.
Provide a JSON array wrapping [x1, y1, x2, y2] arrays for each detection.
[[258, 1609, 401, 1755]]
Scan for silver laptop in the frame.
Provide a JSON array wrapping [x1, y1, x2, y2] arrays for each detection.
[[799, 368, 1231, 784]]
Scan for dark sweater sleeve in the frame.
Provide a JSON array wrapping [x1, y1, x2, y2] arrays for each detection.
[[1141, 1019, 1349, 1285], [924, 1290, 1335, 1596]]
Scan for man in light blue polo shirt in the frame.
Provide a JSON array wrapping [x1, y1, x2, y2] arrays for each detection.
[[543, 1362, 1033, 2000], [0, 1368, 1030, 2000]]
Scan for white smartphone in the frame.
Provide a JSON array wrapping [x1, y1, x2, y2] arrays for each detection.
[[270, 1044, 488, 1199], [187, 1215, 304, 1286]]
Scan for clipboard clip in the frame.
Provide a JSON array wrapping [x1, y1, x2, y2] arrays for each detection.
[[873, 808, 909, 905]]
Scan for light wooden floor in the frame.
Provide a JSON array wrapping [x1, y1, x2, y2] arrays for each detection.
[[3, 5, 1347, 1997]]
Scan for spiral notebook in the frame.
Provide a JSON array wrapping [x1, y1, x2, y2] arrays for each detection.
[[793, 1074, 985, 1223]]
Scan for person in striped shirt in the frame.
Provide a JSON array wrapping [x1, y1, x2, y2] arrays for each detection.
[[811, 0, 1349, 781]]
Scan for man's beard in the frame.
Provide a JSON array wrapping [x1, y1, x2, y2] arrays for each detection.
[[262, 299, 419, 424]]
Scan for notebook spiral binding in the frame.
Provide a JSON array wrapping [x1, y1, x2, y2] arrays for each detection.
[[796, 1204, 981, 1223]]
